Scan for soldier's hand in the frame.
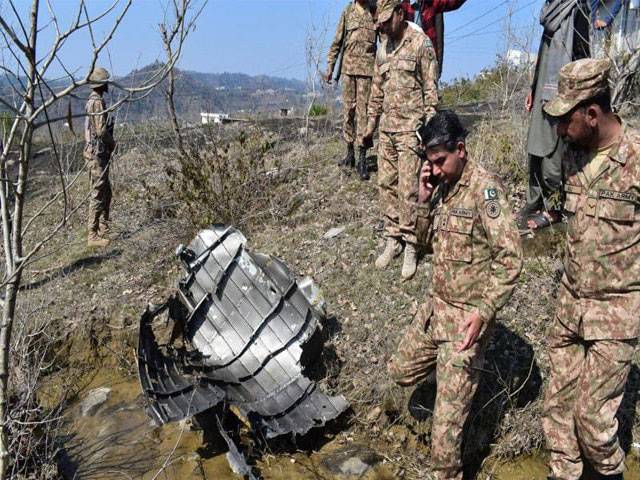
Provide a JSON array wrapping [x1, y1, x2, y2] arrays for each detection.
[[325, 71, 333, 84], [361, 128, 374, 147], [457, 311, 483, 352], [525, 90, 533, 113], [418, 161, 434, 203]]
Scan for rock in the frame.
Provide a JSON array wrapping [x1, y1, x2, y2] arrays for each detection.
[[323, 227, 345, 239], [366, 406, 382, 422], [80, 387, 111, 416], [340, 457, 370, 476]]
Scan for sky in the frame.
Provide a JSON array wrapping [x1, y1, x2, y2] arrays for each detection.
[[1, 0, 543, 85]]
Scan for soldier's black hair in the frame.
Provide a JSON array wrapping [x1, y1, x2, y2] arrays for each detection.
[[576, 90, 612, 114], [419, 110, 468, 152]]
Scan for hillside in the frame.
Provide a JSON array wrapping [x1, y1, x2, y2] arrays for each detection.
[[0, 63, 313, 126], [11, 108, 640, 479]]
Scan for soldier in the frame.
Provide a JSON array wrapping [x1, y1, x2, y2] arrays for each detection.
[[362, 0, 439, 280], [541, 58, 640, 480], [325, 0, 377, 180], [84, 66, 116, 248], [387, 110, 523, 479]]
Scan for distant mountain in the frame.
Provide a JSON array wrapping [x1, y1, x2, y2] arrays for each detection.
[[114, 63, 309, 122], [0, 63, 311, 124]]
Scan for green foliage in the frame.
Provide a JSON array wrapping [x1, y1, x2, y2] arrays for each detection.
[[440, 61, 529, 106], [308, 103, 328, 117], [467, 113, 528, 190], [165, 127, 287, 229]]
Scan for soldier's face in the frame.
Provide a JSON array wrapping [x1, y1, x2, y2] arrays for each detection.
[[379, 9, 403, 38], [557, 105, 596, 148], [426, 142, 467, 184]]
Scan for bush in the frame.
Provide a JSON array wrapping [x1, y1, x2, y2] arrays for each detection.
[[308, 103, 328, 117], [165, 126, 291, 229]]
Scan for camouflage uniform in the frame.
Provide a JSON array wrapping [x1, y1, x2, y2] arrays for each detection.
[[542, 58, 640, 480], [84, 90, 115, 238], [388, 161, 523, 479], [326, 2, 377, 147], [367, 22, 438, 245]]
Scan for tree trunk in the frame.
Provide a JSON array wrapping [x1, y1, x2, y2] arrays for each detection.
[[0, 278, 20, 479]]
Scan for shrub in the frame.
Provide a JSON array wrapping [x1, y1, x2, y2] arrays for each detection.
[[165, 126, 290, 229], [308, 103, 328, 117]]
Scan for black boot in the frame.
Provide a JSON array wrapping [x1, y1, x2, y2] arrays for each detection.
[[341, 143, 355, 168], [357, 147, 369, 180]]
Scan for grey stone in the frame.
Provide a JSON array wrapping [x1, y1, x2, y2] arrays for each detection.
[[340, 457, 370, 476], [80, 387, 111, 416], [323, 227, 345, 239]]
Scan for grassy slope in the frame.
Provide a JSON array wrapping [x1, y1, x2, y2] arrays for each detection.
[[16, 115, 640, 478]]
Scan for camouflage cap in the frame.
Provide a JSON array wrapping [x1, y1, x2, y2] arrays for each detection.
[[543, 58, 611, 117], [377, 0, 402, 23], [88, 66, 111, 87]]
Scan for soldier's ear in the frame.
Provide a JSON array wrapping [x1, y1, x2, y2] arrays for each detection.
[[456, 141, 466, 158], [585, 104, 600, 127]]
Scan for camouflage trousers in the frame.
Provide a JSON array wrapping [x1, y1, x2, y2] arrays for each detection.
[[378, 131, 420, 245], [342, 74, 371, 147], [87, 155, 112, 235], [542, 306, 637, 479], [388, 301, 487, 480]]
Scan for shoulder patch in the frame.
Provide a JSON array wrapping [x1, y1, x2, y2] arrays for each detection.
[[485, 200, 501, 219], [483, 188, 498, 201]]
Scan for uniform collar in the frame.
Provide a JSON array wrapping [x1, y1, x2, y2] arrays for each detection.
[[606, 122, 628, 166], [443, 159, 474, 202]]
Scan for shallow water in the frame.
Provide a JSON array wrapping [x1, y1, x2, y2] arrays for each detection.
[[56, 366, 640, 479]]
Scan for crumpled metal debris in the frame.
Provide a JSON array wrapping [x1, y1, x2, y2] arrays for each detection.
[[137, 225, 348, 440]]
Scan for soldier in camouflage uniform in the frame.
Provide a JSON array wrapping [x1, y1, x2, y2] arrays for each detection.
[[326, 0, 377, 180], [388, 111, 523, 479], [84, 67, 116, 248], [363, 0, 439, 280], [541, 58, 640, 480]]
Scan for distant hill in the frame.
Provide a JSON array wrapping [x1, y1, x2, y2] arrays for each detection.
[[0, 63, 311, 125]]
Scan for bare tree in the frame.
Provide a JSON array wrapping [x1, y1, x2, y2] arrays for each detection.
[[0, 1, 197, 477], [160, 0, 208, 158]]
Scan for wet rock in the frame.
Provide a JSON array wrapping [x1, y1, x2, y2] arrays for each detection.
[[80, 387, 111, 416], [340, 457, 370, 476], [321, 444, 381, 478]]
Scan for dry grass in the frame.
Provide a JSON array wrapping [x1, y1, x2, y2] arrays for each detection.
[[11, 111, 640, 479]]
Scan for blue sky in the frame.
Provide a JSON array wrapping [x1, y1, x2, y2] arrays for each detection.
[[7, 0, 542, 84]]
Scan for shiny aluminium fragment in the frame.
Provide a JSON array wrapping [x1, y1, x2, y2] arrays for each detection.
[[137, 225, 348, 439]]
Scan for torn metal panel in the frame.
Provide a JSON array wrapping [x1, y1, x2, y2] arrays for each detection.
[[137, 225, 348, 439], [215, 415, 257, 480], [137, 302, 225, 425]]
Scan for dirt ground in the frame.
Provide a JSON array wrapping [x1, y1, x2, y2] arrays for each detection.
[[11, 115, 640, 479]]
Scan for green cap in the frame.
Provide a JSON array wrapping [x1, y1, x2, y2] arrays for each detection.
[[544, 58, 611, 117], [377, 0, 402, 23], [88, 66, 111, 87]]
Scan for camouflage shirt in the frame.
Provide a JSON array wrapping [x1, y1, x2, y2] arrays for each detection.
[[326, 2, 377, 78], [367, 23, 439, 133], [418, 161, 523, 339], [84, 91, 114, 160], [561, 124, 640, 339]]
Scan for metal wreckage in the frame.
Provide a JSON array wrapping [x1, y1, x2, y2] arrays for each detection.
[[137, 225, 348, 475]]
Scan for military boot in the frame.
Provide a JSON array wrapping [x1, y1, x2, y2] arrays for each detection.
[[98, 220, 110, 238], [341, 143, 355, 168], [357, 147, 369, 180], [401, 243, 417, 280], [87, 231, 110, 248], [375, 237, 403, 269]]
